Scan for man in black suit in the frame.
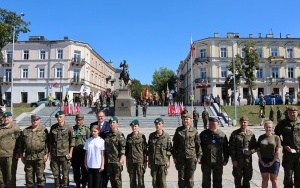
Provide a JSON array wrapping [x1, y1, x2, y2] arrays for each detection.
[[90, 110, 111, 188]]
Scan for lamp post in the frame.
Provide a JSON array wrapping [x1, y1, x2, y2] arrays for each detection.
[[232, 40, 237, 126], [11, 12, 24, 115]]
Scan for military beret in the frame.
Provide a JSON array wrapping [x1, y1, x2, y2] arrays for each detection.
[[55, 111, 65, 118], [109, 116, 118, 123], [31, 114, 41, 120], [130, 119, 139, 126], [239, 116, 249, 122], [154, 117, 164, 124], [2, 112, 12, 117], [209, 117, 219, 122], [287, 106, 298, 111], [75, 114, 84, 119], [182, 113, 192, 119]]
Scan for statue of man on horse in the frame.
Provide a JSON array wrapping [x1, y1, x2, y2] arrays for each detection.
[[119, 60, 130, 86]]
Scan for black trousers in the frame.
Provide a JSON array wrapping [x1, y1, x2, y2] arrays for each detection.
[[100, 166, 109, 188], [88, 168, 102, 188], [71, 149, 88, 184]]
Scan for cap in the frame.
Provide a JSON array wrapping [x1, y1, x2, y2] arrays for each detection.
[[55, 111, 65, 118], [75, 114, 84, 119], [31, 114, 41, 120], [182, 113, 192, 119], [209, 117, 219, 122], [130, 119, 139, 126], [287, 106, 298, 111], [239, 116, 249, 122], [2, 112, 12, 117], [154, 117, 164, 124], [109, 116, 118, 123]]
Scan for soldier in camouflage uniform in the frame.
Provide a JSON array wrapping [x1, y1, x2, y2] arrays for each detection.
[[193, 107, 200, 129], [18, 114, 49, 188], [276, 106, 283, 123], [0, 112, 21, 188], [105, 116, 126, 188], [72, 114, 90, 188], [148, 117, 172, 188], [199, 117, 229, 188], [125, 119, 147, 188], [229, 116, 257, 188], [202, 107, 209, 129], [275, 106, 300, 188], [172, 113, 201, 188], [49, 111, 75, 188]]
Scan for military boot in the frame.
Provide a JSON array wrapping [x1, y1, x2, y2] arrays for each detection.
[[82, 182, 87, 188]]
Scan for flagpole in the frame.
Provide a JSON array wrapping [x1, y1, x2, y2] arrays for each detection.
[[190, 36, 194, 118]]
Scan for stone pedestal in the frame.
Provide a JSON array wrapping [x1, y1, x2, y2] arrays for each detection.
[[115, 89, 135, 117]]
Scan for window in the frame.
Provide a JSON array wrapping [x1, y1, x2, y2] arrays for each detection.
[[6, 51, 12, 63], [288, 67, 294, 78], [56, 67, 62, 78], [271, 67, 279, 78], [256, 47, 263, 58], [23, 50, 29, 60], [200, 68, 206, 78], [57, 49, 63, 59], [270, 47, 278, 57], [39, 68, 45, 78], [22, 68, 28, 78], [38, 92, 45, 100], [221, 67, 227, 78], [286, 47, 294, 58], [220, 47, 227, 58], [74, 50, 81, 62], [242, 88, 249, 99], [256, 68, 263, 78], [73, 69, 80, 82], [240, 46, 245, 58], [200, 49, 206, 58], [40, 50, 46, 59], [5, 69, 11, 82]]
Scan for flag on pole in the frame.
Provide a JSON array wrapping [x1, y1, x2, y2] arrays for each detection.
[[190, 35, 195, 57], [52, 82, 59, 88]]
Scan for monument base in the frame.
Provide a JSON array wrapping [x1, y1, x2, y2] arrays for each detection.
[[115, 89, 135, 117]]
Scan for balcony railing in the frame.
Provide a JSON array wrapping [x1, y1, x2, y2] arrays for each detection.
[[0, 58, 12, 66], [71, 58, 86, 66], [194, 57, 210, 64], [0, 77, 12, 85], [268, 56, 285, 64], [70, 77, 84, 85], [266, 77, 285, 84]]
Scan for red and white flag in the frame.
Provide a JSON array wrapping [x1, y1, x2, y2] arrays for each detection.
[[190, 36, 195, 57], [52, 82, 59, 87]]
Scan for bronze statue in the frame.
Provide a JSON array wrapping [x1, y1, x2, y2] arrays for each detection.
[[119, 60, 130, 86]]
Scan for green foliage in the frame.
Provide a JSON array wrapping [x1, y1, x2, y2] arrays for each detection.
[[129, 78, 143, 101], [152, 67, 177, 94], [0, 8, 30, 56]]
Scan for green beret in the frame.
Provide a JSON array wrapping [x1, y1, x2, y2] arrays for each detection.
[[130, 119, 139, 126], [154, 117, 164, 124], [55, 111, 64, 118], [239, 116, 249, 122], [2, 112, 12, 117], [75, 114, 84, 119], [287, 106, 298, 111], [109, 116, 118, 123]]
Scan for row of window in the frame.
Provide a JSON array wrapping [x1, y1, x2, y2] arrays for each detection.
[[5, 49, 73, 60], [199, 46, 295, 58]]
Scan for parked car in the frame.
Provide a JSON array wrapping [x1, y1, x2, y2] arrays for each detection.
[[30, 98, 61, 107], [254, 94, 283, 105]]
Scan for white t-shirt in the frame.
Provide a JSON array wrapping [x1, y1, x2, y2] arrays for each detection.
[[84, 136, 105, 169]]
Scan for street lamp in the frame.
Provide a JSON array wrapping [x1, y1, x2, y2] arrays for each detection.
[[11, 12, 25, 115], [232, 40, 237, 126]]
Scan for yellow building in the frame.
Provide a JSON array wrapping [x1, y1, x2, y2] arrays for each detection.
[[177, 32, 300, 105]]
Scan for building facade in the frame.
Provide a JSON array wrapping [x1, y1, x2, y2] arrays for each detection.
[[0, 36, 116, 104], [178, 32, 300, 105]]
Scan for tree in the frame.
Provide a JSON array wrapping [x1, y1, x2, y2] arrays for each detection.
[[128, 78, 143, 101], [152, 67, 177, 95], [226, 41, 260, 105], [0, 8, 30, 60]]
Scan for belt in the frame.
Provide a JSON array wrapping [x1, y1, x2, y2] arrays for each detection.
[[25, 149, 44, 155]]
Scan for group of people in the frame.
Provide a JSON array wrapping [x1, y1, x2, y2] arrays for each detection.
[[0, 105, 299, 188]]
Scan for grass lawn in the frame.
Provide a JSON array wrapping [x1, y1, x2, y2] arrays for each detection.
[[222, 104, 300, 126], [5, 105, 35, 119]]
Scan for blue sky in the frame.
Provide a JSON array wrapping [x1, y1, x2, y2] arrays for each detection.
[[2, 0, 300, 84]]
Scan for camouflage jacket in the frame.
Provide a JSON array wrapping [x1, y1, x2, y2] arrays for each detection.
[[105, 130, 126, 163], [0, 123, 21, 157], [202, 111, 209, 121], [125, 132, 147, 164], [19, 125, 49, 160], [49, 122, 75, 157], [193, 110, 200, 120]]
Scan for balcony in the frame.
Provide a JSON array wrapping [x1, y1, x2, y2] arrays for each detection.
[[268, 56, 284, 64], [194, 57, 210, 64], [0, 77, 12, 85], [194, 77, 211, 88], [70, 77, 84, 85], [266, 77, 285, 85], [71, 58, 86, 67], [0, 58, 12, 67]]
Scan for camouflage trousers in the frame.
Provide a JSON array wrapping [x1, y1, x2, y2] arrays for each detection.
[[282, 153, 300, 188], [203, 120, 208, 129], [107, 163, 123, 188], [150, 165, 168, 188], [232, 162, 253, 188], [201, 162, 223, 188], [193, 120, 198, 129], [50, 156, 71, 188], [0, 156, 18, 188], [127, 162, 145, 188], [175, 158, 197, 188], [24, 159, 46, 187]]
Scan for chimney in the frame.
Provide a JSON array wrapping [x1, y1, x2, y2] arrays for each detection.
[[249, 34, 253, 38], [64, 36, 69, 40], [258, 33, 261, 38], [214, 33, 219, 38], [286, 34, 291, 38]]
